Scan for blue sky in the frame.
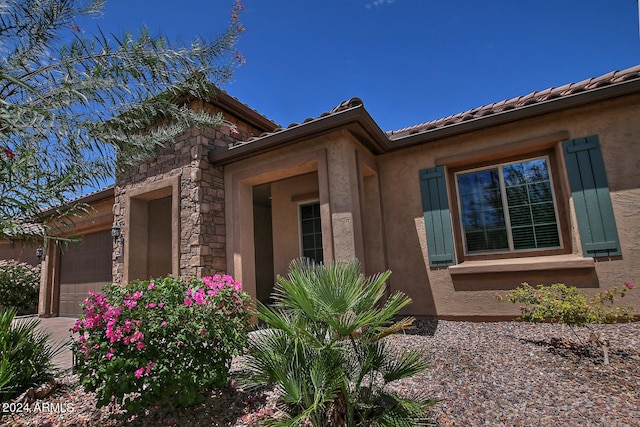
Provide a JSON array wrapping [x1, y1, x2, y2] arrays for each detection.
[[80, 0, 639, 132]]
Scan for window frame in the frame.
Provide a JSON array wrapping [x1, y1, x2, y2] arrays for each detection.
[[447, 147, 572, 262], [298, 200, 323, 264]]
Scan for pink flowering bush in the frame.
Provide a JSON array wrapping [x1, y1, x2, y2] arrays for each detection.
[[0, 259, 40, 315], [70, 275, 251, 411]]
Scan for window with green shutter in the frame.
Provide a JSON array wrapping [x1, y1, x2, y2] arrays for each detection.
[[419, 135, 619, 265], [419, 166, 456, 267], [562, 135, 621, 258]]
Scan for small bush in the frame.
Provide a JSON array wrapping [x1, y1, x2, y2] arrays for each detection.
[[0, 260, 40, 315], [71, 275, 251, 412], [497, 282, 635, 326], [0, 307, 64, 402], [498, 282, 636, 364]]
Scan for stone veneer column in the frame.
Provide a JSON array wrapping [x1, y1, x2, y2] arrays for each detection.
[[112, 116, 251, 284]]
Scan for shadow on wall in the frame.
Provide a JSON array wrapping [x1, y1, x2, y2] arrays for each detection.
[[451, 268, 600, 292]]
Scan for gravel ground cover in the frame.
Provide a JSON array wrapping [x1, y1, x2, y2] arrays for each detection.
[[2, 320, 639, 426]]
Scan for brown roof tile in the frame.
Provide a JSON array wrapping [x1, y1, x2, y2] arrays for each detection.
[[230, 97, 366, 149], [388, 65, 640, 139], [227, 65, 640, 151]]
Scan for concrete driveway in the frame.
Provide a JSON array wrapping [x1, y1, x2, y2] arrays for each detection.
[[14, 316, 77, 372]]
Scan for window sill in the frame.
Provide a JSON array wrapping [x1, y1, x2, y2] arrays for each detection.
[[448, 254, 595, 276]]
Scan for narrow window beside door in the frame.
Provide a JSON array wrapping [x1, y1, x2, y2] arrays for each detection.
[[300, 202, 323, 263]]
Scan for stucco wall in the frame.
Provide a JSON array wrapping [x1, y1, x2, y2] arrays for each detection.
[[223, 129, 384, 301], [0, 241, 40, 266], [271, 172, 320, 277], [378, 93, 640, 318]]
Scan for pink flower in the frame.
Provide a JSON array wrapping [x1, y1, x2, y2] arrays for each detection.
[[200, 329, 207, 334], [624, 282, 634, 290], [136, 341, 146, 350], [146, 302, 156, 309], [184, 298, 193, 307], [147, 283, 155, 291], [158, 302, 164, 308], [161, 321, 167, 327], [145, 361, 155, 374], [123, 320, 134, 333], [106, 352, 114, 360], [134, 368, 144, 379], [123, 299, 137, 309]]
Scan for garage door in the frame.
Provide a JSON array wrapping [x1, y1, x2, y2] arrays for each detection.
[[58, 231, 112, 317]]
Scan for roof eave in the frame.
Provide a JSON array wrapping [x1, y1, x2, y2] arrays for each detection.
[[208, 105, 391, 165], [39, 186, 115, 219], [389, 78, 640, 149], [212, 91, 279, 132]]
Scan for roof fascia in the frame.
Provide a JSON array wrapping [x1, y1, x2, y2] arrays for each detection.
[[208, 105, 392, 165], [389, 78, 640, 149], [39, 186, 115, 219], [212, 91, 279, 132]]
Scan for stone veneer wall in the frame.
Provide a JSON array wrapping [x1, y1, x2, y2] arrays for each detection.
[[112, 102, 261, 284]]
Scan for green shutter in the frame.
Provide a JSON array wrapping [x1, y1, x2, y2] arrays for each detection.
[[419, 166, 456, 267], [563, 135, 621, 257]]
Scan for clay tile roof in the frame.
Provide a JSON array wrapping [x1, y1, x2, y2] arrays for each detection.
[[389, 64, 640, 139], [330, 97, 364, 113], [230, 97, 365, 149]]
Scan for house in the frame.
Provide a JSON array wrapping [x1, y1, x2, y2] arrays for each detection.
[[31, 64, 640, 319]]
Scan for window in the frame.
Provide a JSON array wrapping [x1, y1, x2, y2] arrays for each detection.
[[455, 157, 561, 254], [419, 135, 620, 268], [299, 202, 323, 263]]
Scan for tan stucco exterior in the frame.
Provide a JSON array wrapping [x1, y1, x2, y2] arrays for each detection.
[[220, 91, 640, 319], [25, 67, 640, 319], [378, 94, 640, 318], [221, 126, 392, 304]]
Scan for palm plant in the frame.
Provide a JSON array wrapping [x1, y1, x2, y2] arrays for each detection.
[[243, 259, 436, 426], [0, 307, 65, 401]]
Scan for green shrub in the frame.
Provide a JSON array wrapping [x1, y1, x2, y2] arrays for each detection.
[[498, 282, 636, 364], [71, 274, 251, 411], [242, 259, 436, 426], [0, 260, 40, 315], [0, 307, 64, 401], [497, 282, 635, 326]]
